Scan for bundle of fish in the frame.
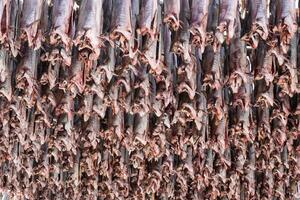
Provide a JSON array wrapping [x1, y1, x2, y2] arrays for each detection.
[[0, 0, 299, 199]]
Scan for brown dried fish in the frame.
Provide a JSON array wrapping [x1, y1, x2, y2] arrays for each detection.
[[163, 0, 180, 31], [190, 0, 209, 52], [19, 0, 44, 49], [74, 0, 103, 60]]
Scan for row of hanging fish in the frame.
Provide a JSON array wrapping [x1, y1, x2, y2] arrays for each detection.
[[0, 0, 299, 199]]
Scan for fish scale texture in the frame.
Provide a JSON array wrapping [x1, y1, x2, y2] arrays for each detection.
[[0, 0, 299, 199]]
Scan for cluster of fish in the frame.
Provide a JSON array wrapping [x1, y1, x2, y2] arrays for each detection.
[[0, 0, 299, 199]]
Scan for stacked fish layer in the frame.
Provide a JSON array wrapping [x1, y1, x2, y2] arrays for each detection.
[[0, 0, 299, 199]]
